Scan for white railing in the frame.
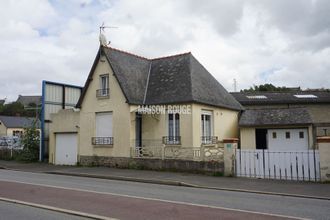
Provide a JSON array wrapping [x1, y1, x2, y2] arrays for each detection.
[[164, 146, 202, 160], [130, 140, 224, 162], [131, 146, 163, 158]]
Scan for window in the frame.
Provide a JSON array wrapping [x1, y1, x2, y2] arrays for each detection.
[[12, 130, 23, 137], [167, 113, 180, 144], [246, 95, 267, 99], [93, 112, 113, 145], [299, 131, 304, 139], [285, 132, 290, 139], [294, 94, 317, 98], [201, 110, 213, 144], [98, 74, 109, 97], [272, 132, 277, 139]]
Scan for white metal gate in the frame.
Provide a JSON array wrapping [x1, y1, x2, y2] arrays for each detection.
[[235, 149, 320, 181]]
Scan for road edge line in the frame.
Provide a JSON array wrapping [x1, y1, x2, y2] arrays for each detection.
[[0, 196, 116, 220], [0, 180, 308, 220]]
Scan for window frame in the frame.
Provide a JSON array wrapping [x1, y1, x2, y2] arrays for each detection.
[[167, 112, 180, 144], [272, 132, 277, 139], [99, 74, 109, 97], [285, 131, 290, 139], [201, 110, 213, 144]]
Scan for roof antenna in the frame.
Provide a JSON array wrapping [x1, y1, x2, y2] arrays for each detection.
[[233, 78, 238, 92], [99, 22, 118, 47]]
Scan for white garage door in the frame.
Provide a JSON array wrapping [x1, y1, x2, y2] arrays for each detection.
[[267, 128, 308, 151], [55, 133, 78, 165]]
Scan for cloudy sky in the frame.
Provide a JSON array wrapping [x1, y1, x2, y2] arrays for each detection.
[[1, 0, 330, 101]]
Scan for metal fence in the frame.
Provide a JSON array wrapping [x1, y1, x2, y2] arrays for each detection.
[[235, 149, 321, 182], [0, 136, 23, 160]]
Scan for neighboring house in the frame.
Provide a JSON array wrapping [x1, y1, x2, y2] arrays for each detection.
[[48, 46, 242, 165], [16, 95, 41, 107], [231, 91, 330, 150], [0, 115, 40, 137], [0, 99, 5, 105]]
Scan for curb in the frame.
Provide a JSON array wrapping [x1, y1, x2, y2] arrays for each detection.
[[46, 171, 330, 201], [45, 171, 185, 186], [0, 196, 117, 220]]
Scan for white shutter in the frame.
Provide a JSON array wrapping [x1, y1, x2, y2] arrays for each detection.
[[96, 112, 113, 137]]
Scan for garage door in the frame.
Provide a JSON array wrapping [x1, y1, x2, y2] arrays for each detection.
[[55, 133, 78, 165], [267, 129, 308, 151]]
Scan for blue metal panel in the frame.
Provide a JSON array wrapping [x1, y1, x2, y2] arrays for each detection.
[[40, 80, 46, 161], [40, 80, 83, 162]]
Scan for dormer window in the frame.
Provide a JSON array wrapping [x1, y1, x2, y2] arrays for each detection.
[[97, 74, 109, 98], [294, 94, 317, 98]]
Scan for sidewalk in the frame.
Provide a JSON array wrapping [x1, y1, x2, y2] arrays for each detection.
[[1, 160, 329, 200]]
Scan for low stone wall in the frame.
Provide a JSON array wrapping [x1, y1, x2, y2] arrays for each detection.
[[79, 155, 224, 174]]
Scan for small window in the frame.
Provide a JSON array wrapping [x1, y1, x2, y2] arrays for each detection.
[[272, 132, 277, 139], [299, 131, 304, 139], [13, 130, 23, 137], [98, 74, 109, 97], [246, 95, 267, 99], [285, 132, 290, 139], [294, 94, 317, 98]]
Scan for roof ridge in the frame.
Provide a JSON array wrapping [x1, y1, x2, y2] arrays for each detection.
[[143, 62, 152, 104], [105, 46, 191, 61], [106, 46, 150, 60], [251, 107, 307, 111], [151, 51, 191, 61], [188, 54, 194, 101]]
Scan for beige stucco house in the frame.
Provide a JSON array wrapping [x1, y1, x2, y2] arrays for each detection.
[[0, 115, 39, 137], [48, 46, 242, 167]]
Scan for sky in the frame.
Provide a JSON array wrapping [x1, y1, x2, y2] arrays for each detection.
[[1, 0, 330, 102]]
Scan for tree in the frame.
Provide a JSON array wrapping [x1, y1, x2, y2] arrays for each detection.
[[0, 102, 40, 117], [0, 102, 25, 116], [17, 121, 40, 162], [241, 84, 301, 92]]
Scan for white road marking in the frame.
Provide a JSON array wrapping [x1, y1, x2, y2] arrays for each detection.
[[0, 178, 309, 220], [0, 196, 117, 220]]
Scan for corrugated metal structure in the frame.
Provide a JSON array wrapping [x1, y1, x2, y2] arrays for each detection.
[[41, 81, 82, 161]]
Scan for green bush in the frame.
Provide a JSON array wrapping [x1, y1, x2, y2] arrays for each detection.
[[16, 121, 40, 162]]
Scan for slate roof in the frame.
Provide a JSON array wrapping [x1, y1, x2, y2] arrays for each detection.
[[16, 95, 41, 106], [0, 115, 40, 128], [77, 46, 242, 110], [0, 100, 4, 105], [239, 108, 313, 127], [231, 91, 330, 105]]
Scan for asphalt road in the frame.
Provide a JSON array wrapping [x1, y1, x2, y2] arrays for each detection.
[[0, 200, 91, 220], [0, 169, 329, 219]]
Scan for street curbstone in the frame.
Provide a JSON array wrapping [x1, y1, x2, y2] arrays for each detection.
[[45, 171, 330, 201]]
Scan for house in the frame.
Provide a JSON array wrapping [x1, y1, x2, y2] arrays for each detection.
[[0, 115, 40, 137], [231, 91, 330, 150], [0, 99, 5, 106], [16, 95, 41, 107], [48, 46, 242, 167]]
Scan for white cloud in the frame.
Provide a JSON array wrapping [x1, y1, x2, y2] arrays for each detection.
[[0, 0, 330, 101]]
